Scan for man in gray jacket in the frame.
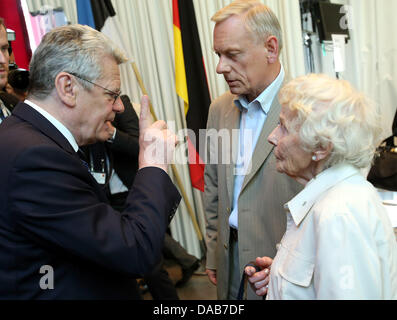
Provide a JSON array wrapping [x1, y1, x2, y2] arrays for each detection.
[[204, 0, 301, 300]]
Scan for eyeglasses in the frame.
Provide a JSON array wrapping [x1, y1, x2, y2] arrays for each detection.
[[69, 72, 121, 105]]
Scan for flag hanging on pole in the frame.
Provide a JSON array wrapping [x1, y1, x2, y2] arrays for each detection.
[[76, 0, 114, 30], [172, 0, 211, 192], [76, 0, 206, 250], [76, 0, 128, 57]]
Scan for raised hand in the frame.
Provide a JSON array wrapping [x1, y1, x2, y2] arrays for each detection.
[[138, 95, 178, 173]]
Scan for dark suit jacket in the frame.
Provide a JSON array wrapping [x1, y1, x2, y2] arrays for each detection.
[[0, 102, 181, 299], [79, 95, 139, 193], [0, 91, 19, 112], [110, 95, 140, 188]]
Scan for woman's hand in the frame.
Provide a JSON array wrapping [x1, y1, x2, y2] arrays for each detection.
[[244, 256, 273, 296]]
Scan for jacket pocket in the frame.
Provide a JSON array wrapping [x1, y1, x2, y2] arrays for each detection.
[[279, 249, 314, 287]]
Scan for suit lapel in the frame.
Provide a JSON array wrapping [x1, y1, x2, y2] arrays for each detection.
[[224, 100, 241, 205], [241, 98, 281, 192], [12, 102, 77, 156]]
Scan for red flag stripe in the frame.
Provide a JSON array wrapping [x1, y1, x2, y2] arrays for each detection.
[[172, 0, 181, 29]]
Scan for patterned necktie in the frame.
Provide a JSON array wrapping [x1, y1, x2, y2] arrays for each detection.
[[77, 148, 90, 171], [0, 100, 9, 122]]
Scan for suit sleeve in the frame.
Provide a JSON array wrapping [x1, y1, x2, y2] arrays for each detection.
[[203, 102, 219, 270], [8, 145, 181, 277]]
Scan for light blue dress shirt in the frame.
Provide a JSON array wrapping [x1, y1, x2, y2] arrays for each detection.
[[229, 66, 284, 229]]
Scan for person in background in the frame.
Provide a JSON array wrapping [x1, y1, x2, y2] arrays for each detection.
[[84, 95, 200, 299], [5, 68, 29, 101], [245, 74, 397, 299], [82, 95, 179, 300], [204, 0, 301, 299], [0, 24, 181, 299], [1, 68, 29, 112], [0, 17, 12, 122], [107, 97, 200, 290]]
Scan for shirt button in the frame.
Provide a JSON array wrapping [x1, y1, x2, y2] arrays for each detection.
[[224, 243, 228, 249]]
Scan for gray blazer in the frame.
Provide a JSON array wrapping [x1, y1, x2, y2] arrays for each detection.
[[204, 91, 302, 300]]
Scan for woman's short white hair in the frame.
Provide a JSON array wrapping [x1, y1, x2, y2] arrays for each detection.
[[279, 74, 384, 169], [29, 24, 127, 100], [212, 0, 283, 52]]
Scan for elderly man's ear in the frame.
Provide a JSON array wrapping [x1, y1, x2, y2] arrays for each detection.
[[265, 36, 279, 63], [55, 72, 78, 108]]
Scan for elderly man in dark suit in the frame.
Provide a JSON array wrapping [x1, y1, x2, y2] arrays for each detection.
[[0, 24, 180, 299]]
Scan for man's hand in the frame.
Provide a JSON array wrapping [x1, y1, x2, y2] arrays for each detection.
[[206, 268, 217, 285], [138, 95, 178, 173], [244, 256, 273, 296]]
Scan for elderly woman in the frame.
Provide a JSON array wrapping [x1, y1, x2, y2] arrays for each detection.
[[245, 74, 397, 299]]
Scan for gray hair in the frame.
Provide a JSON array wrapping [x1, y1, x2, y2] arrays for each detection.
[[279, 74, 384, 169], [212, 0, 283, 52], [29, 24, 127, 100]]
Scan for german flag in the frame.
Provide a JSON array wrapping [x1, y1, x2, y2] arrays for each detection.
[[173, 0, 211, 192]]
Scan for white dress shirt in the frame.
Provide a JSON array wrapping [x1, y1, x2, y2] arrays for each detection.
[[24, 99, 79, 152], [268, 163, 397, 299]]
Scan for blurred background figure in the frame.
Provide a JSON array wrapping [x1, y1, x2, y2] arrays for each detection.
[[82, 94, 200, 300], [5, 68, 29, 101], [0, 17, 12, 122], [367, 109, 397, 193], [0, 18, 28, 113]]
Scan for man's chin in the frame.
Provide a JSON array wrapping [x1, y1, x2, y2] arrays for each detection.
[[229, 87, 241, 95], [95, 129, 112, 143]]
